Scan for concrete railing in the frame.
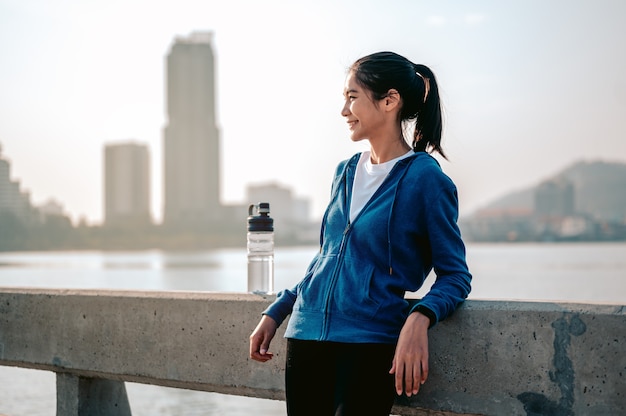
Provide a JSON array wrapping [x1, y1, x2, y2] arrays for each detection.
[[0, 288, 624, 416]]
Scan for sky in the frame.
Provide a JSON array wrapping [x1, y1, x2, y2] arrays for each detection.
[[1, 0, 625, 225]]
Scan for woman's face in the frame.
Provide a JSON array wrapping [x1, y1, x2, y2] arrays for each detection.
[[341, 72, 386, 142]]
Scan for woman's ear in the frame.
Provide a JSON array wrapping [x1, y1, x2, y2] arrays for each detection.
[[384, 89, 401, 111]]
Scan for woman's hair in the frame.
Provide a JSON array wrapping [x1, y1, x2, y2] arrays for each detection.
[[349, 51, 445, 159]]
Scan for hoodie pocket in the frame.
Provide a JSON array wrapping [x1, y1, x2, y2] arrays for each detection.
[[333, 261, 381, 320], [293, 254, 333, 314]]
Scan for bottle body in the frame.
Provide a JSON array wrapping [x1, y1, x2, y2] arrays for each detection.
[[247, 230, 274, 294]]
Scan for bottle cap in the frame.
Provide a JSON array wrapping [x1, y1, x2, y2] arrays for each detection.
[[247, 203, 274, 232]]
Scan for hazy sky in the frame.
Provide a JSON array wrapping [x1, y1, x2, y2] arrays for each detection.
[[1, 0, 625, 224]]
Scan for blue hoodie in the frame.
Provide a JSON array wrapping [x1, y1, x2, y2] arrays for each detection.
[[264, 151, 472, 344]]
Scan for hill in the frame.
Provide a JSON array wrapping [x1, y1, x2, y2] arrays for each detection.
[[472, 160, 626, 222]]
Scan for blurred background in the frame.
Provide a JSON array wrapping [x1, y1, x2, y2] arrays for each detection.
[[1, 0, 625, 248]]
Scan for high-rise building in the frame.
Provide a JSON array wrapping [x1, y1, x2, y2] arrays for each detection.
[[163, 31, 221, 230], [104, 142, 151, 227], [0, 143, 34, 222]]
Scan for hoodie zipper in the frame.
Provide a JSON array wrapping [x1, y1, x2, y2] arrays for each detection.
[[320, 159, 355, 340], [320, 220, 352, 339]]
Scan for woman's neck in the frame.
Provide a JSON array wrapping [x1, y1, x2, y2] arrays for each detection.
[[369, 134, 411, 164]]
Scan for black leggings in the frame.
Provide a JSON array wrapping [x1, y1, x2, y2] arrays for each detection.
[[285, 339, 397, 416]]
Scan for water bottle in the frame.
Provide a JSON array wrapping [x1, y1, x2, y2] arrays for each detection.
[[247, 202, 274, 294]]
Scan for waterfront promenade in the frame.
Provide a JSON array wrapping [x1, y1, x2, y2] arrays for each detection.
[[0, 288, 624, 415]]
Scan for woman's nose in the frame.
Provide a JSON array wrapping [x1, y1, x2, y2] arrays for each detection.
[[341, 101, 350, 117]]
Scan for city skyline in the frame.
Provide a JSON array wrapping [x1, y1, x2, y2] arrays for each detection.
[[1, 1, 625, 225]]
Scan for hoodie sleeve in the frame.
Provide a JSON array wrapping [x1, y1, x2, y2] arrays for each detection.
[[410, 182, 472, 326]]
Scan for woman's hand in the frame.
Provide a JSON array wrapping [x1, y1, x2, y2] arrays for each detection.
[[389, 311, 430, 396], [249, 315, 278, 362]]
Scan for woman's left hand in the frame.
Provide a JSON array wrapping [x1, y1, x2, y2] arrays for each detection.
[[389, 311, 430, 397]]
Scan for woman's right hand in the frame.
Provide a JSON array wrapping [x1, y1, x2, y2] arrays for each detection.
[[249, 315, 278, 362]]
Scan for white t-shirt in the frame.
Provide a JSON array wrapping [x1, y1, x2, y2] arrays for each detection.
[[349, 149, 414, 222]]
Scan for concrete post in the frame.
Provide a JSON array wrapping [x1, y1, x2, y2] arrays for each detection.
[[56, 373, 132, 416]]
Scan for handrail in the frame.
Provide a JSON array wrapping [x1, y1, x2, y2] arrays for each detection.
[[0, 288, 624, 415]]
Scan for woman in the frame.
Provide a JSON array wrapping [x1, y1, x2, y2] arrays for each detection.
[[249, 51, 472, 416]]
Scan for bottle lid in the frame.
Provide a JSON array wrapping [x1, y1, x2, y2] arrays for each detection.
[[247, 202, 274, 232]]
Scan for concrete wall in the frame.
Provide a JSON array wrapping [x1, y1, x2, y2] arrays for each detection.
[[0, 288, 624, 415]]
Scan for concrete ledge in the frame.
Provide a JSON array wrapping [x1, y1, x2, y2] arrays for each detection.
[[0, 289, 289, 400], [0, 288, 624, 415]]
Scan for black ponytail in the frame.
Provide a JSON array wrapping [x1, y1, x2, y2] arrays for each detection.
[[349, 52, 446, 159], [412, 64, 444, 159]]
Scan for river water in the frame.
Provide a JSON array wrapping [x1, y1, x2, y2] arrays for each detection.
[[1, 242, 625, 415]]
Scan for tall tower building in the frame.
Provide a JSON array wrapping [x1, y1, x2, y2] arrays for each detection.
[[163, 32, 221, 230], [104, 142, 151, 227]]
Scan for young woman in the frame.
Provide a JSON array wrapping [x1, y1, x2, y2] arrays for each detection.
[[249, 51, 472, 416]]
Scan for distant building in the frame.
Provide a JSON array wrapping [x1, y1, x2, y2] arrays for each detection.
[[460, 207, 535, 242], [104, 141, 151, 227], [534, 179, 575, 217], [0, 143, 35, 223], [247, 182, 311, 225], [38, 199, 65, 217], [163, 31, 221, 230], [246, 182, 317, 243]]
